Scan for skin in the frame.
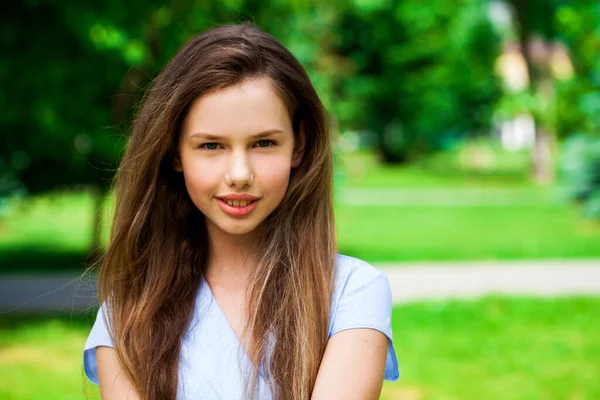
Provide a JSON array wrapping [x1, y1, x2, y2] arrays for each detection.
[[175, 76, 305, 349], [96, 347, 140, 400], [97, 77, 388, 399], [311, 329, 388, 399], [175, 77, 303, 288]]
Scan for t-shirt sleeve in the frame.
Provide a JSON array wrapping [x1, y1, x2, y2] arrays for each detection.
[[329, 262, 400, 381], [83, 303, 115, 385]]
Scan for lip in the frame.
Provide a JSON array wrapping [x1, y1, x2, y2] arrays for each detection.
[[216, 198, 259, 217]]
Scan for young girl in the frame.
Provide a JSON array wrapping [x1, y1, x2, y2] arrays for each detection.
[[83, 23, 399, 400]]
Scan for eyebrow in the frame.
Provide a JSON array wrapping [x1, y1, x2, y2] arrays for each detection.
[[189, 129, 284, 141]]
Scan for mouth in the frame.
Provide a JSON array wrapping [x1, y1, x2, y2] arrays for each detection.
[[217, 198, 258, 207], [216, 197, 259, 217]]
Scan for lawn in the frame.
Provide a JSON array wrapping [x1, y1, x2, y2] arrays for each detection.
[[336, 203, 600, 262], [335, 149, 600, 261], [336, 143, 535, 189], [1, 297, 599, 399], [0, 311, 100, 400], [381, 296, 600, 400]]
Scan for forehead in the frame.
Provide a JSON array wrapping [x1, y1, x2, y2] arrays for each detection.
[[182, 78, 292, 137]]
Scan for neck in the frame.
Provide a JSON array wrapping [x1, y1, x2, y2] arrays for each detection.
[[204, 223, 261, 291]]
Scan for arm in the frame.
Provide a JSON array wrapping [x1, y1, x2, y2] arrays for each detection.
[[96, 346, 140, 400], [311, 328, 388, 400]]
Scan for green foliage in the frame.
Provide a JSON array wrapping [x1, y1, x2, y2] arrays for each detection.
[[0, 0, 504, 196], [4, 0, 598, 199], [331, 0, 502, 162], [1, 2, 125, 195], [560, 134, 600, 219], [554, 0, 600, 138], [553, 1, 600, 217], [0, 0, 338, 197]]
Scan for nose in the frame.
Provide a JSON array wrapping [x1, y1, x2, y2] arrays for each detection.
[[225, 150, 254, 188]]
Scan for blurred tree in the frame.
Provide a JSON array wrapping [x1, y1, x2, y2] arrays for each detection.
[[0, 1, 208, 253], [506, 0, 568, 183], [0, 0, 341, 254], [1, 0, 513, 257], [504, 0, 599, 185], [561, 134, 600, 219], [330, 0, 502, 163], [554, 0, 600, 139], [1, 1, 125, 253], [554, 0, 600, 218]]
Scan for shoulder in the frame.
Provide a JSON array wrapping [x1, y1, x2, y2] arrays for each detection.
[[333, 253, 389, 295], [327, 254, 401, 382], [329, 254, 392, 333]]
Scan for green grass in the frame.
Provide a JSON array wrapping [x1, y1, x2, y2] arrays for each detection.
[[333, 147, 600, 261], [0, 311, 100, 400], [1, 297, 599, 399], [382, 296, 600, 400], [336, 204, 600, 262], [0, 191, 112, 274], [337, 144, 535, 189]]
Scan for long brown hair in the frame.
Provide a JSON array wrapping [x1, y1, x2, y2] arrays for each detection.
[[98, 23, 336, 399]]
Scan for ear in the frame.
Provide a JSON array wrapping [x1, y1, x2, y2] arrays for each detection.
[[291, 121, 306, 169]]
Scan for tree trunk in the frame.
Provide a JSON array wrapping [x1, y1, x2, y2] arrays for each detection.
[[532, 127, 554, 184], [510, 0, 556, 184]]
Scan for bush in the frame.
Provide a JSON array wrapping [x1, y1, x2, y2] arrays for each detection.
[[560, 134, 600, 219]]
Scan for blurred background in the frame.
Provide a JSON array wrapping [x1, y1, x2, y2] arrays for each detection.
[[1, 0, 600, 399]]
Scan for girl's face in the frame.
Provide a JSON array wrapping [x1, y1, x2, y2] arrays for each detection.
[[175, 77, 303, 237]]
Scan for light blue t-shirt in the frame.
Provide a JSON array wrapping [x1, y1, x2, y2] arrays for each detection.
[[83, 254, 400, 398]]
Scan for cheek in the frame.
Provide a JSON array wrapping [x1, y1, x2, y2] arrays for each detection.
[[255, 155, 292, 195], [180, 159, 221, 201]]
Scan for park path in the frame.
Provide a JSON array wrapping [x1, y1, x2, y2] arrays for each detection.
[[378, 259, 600, 303], [1, 259, 600, 313]]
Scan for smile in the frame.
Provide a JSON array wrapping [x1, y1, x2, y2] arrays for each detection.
[[216, 198, 259, 217], [223, 199, 253, 207]]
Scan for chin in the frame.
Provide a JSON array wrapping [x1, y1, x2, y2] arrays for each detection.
[[215, 220, 261, 236], [223, 226, 256, 235]]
